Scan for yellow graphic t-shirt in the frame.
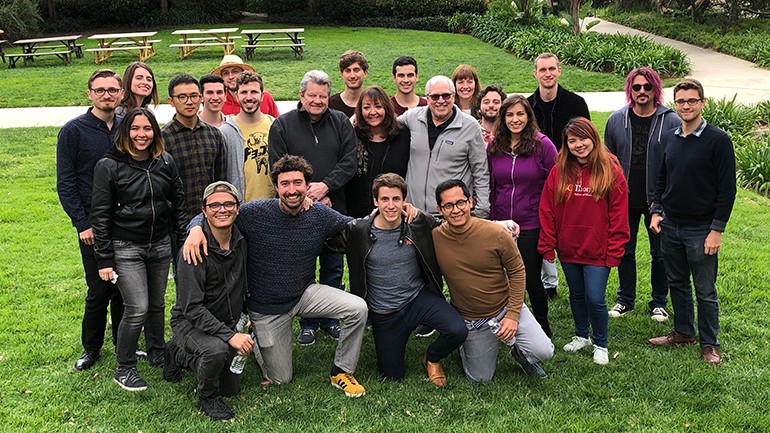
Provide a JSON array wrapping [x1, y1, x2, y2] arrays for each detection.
[[236, 116, 275, 201]]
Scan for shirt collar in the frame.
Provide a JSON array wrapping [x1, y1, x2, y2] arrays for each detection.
[[674, 118, 707, 137]]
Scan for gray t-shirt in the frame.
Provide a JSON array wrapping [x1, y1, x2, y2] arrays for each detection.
[[366, 226, 425, 314]]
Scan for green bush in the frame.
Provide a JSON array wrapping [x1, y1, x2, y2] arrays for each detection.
[[735, 135, 770, 197], [702, 96, 760, 137], [603, 8, 770, 69], [261, 0, 308, 14], [352, 16, 451, 32], [0, 0, 41, 40], [449, 12, 690, 77], [310, 0, 486, 24]]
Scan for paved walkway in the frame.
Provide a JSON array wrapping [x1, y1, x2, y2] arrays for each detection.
[[1, 18, 769, 128]]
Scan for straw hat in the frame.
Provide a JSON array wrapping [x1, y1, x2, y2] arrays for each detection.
[[212, 55, 255, 76]]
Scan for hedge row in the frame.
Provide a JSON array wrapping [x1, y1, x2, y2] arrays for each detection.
[[448, 12, 691, 78]]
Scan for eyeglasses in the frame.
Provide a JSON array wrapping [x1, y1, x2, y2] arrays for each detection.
[[631, 83, 653, 92], [173, 93, 202, 103], [439, 199, 469, 212], [427, 93, 453, 102], [206, 201, 238, 211], [90, 88, 121, 96], [674, 98, 702, 107]]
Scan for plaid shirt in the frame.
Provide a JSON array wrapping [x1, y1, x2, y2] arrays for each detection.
[[162, 116, 227, 219]]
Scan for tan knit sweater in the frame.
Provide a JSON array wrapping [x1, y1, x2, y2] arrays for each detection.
[[432, 218, 526, 322]]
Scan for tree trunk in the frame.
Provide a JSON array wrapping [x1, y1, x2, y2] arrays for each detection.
[[161, 0, 169, 14], [691, 0, 710, 23], [570, 0, 581, 35], [46, 0, 56, 20]]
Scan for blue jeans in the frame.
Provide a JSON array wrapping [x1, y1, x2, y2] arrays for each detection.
[[560, 262, 610, 348], [113, 236, 172, 368], [616, 207, 668, 310], [300, 249, 343, 331], [368, 289, 467, 381], [660, 220, 720, 346]]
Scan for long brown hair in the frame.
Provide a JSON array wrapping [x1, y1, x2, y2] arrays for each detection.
[[489, 95, 541, 156], [354, 85, 401, 140], [119, 62, 159, 111], [554, 117, 619, 204], [114, 107, 164, 159]]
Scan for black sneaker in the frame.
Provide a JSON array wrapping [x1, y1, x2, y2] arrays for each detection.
[[163, 342, 183, 383], [198, 396, 235, 420], [545, 287, 557, 300], [321, 324, 341, 340], [510, 346, 547, 378], [608, 303, 632, 318], [297, 328, 316, 346], [414, 324, 436, 338], [114, 367, 147, 391]]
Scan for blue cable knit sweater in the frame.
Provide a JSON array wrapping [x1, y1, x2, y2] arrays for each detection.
[[192, 199, 351, 314]]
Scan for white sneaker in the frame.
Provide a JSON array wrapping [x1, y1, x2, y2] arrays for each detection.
[[563, 336, 593, 353], [650, 307, 670, 323], [593, 345, 609, 365]]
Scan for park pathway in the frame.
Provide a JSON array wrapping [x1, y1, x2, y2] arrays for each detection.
[[1, 18, 769, 128]]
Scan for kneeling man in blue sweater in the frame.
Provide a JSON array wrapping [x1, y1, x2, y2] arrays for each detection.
[[184, 155, 368, 397]]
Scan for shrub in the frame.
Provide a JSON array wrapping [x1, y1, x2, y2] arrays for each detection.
[[352, 16, 451, 32], [703, 96, 760, 137], [450, 12, 690, 77], [735, 135, 770, 197], [261, 0, 308, 14], [0, 0, 41, 40], [310, 0, 486, 24]]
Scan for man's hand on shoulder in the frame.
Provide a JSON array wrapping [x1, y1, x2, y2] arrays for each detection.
[[183, 226, 207, 266]]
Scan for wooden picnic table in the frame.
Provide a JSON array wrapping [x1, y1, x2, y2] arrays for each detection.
[[170, 28, 240, 59], [86, 32, 159, 64], [241, 28, 305, 60], [7, 34, 82, 68]]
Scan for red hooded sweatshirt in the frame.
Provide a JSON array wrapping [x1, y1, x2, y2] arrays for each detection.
[[538, 162, 629, 267]]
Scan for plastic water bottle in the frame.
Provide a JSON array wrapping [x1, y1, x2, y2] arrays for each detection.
[[488, 317, 515, 346], [229, 332, 253, 374]]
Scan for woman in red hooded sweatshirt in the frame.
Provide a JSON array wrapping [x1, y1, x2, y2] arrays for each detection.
[[538, 117, 629, 366]]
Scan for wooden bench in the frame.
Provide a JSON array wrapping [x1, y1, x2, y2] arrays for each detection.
[[177, 36, 241, 42], [30, 43, 83, 57], [85, 44, 157, 63], [241, 28, 305, 60], [7, 50, 71, 68], [170, 42, 235, 59]]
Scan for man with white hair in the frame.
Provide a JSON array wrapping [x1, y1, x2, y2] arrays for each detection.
[[397, 75, 490, 219], [268, 70, 357, 346]]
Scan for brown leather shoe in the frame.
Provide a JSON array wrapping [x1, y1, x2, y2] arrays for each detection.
[[648, 331, 696, 346], [422, 354, 446, 387], [701, 345, 722, 365]]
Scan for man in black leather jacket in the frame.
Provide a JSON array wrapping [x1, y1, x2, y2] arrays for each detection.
[[327, 173, 467, 387]]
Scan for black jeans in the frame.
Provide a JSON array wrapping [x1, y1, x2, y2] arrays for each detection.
[[368, 289, 467, 381], [79, 239, 123, 352], [171, 327, 241, 399], [517, 229, 552, 337], [616, 207, 668, 310]]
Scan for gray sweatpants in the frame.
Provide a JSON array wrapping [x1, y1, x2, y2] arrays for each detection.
[[249, 283, 368, 384], [459, 303, 554, 382]]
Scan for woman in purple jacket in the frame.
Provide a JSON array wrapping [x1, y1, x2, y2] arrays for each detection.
[[488, 95, 558, 337]]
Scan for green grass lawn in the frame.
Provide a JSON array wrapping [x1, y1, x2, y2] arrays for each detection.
[[0, 25, 626, 108], [1, 126, 769, 432]]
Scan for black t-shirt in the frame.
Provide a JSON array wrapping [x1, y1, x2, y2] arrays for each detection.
[[427, 107, 457, 151], [328, 93, 356, 118], [628, 110, 653, 209]]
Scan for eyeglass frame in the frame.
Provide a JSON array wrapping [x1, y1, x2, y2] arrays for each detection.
[[674, 98, 703, 107], [90, 87, 122, 96], [427, 93, 454, 102], [631, 83, 653, 92], [439, 198, 470, 212], [172, 93, 203, 103], [205, 201, 238, 212]]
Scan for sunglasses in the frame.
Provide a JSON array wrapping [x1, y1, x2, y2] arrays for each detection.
[[427, 93, 453, 102], [631, 83, 653, 92]]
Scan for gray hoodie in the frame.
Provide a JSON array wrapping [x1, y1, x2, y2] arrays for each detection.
[[398, 106, 490, 217], [604, 104, 680, 204], [219, 116, 246, 197]]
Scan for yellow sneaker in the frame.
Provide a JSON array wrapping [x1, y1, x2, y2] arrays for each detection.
[[331, 372, 365, 397]]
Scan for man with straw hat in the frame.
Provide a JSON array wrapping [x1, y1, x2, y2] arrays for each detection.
[[212, 54, 280, 118]]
